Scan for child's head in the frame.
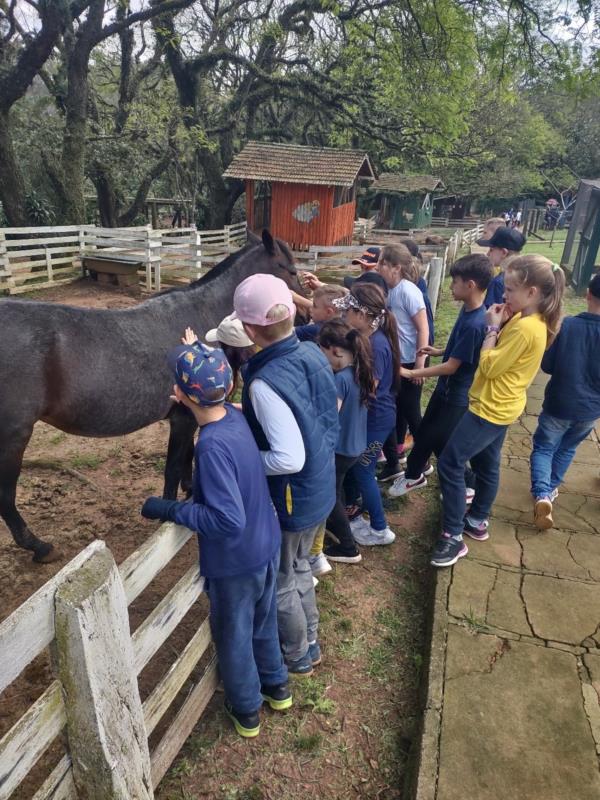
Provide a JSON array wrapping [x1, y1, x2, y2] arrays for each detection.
[[481, 217, 506, 241], [311, 284, 348, 323], [205, 313, 254, 349], [587, 272, 600, 312], [476, 227, 525, 268], [318, 319, 375, 404], [504, 255, 565, 340], [377, 243, 419, 288], [449, 254, 494, 302], [233, 273, 295, 347], [351, 247, 381, 273], [168, 343, 233, 410]]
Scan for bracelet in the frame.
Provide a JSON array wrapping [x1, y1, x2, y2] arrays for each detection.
[[485, 325, 500, 334]]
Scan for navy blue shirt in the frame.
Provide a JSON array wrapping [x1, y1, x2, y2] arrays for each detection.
[[295, 322, 321, 342], [541, 312, 600, 421], [335, 366, 368, 457], [417, 277, 435, 345], [171, 405, 280, 579], [485, 273, 505, 307], [436, 304, 487, 406], [369, 329, 396, 431]]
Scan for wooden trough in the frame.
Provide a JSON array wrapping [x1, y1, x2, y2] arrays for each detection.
[[83, 255, 142, 288]]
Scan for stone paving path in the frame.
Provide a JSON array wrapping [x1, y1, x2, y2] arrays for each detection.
[[416, 374, 600, 800]]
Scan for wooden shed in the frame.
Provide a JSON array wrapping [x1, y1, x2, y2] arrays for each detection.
[[370, 174, 445, 230], [223, 141, 375, 249]]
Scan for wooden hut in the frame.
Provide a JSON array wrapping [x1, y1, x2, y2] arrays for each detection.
[[370, 174, 445, 230], [223, 141, 375, 249]]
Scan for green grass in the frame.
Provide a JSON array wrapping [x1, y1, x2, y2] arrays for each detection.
[[49, 432, 67, 445], [70, 453, 104, 470]]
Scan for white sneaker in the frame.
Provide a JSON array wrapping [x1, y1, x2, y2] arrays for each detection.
[[388, 473, 427, 498], [465, 487, 475, 504], [349, 516, 369, 534], [352, 525, 396, 546], [312, 575, 319, 587], [308, 552, 332, 577]]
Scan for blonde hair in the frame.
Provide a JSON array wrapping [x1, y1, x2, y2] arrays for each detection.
[[251, 304, 294, 343], [313, 284, 348, 306], [505, 255, 565, 344], [380, 243, 419, 283]]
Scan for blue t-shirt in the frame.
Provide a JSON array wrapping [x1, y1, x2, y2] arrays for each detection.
[[171, 405, 281, 579], [435, 304, 487, 406], [368, 329, 396, 431], [485, 273, 504, 307], [334, 366, 368, 457], [541, 312, 600, 421], [295, 322, 321, 342]]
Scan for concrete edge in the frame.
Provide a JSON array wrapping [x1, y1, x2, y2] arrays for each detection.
[[405, 566, 451, 800]]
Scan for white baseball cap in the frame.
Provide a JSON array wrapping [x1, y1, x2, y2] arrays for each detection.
[[205, 313, 254, 348]]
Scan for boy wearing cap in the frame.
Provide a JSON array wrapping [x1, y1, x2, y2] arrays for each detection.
[[233, 273, 338, 676], [476, 227, 526, 307], [141, 343, 289, 738]]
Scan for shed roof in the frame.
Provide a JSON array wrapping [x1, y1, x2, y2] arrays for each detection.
[[372, 173, 445, 194], [222, 141, 375, 187]]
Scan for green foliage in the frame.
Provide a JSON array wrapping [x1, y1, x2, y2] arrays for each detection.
[[25, 191, 55, 225]]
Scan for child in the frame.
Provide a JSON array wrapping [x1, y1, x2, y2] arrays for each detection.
[[475, 226, 526, 306], [233, 274, 339, 676], [335, 282, 401, 546], [530, 271, 600, 529], [388, 254, 494, 498], [316, 319, 376, 564], [293, 284, 347, 342], [433, 255, 565, 567], [141, 343, 289, 738], [377, 243, 430, 482]]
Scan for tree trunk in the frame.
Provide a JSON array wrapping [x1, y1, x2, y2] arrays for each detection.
[[0, 110, 28, 225]]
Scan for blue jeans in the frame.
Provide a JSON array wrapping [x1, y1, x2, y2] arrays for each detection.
[[530, 412, 595, 498], [438, 411, 508, 536], [347, 421, 395, 532], [207, 553, 287, 714]]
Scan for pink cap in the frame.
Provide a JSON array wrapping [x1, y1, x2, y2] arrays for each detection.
[[232, 274, 295, 326]]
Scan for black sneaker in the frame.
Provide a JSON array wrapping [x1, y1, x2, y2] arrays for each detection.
[[431, 533, 468, 568], [261, 683, 293, 711], [324, 543, 362, 563], [377, 463, 404, 482], [224, 700, 260, 737]]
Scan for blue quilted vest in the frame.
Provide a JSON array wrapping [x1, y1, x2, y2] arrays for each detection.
[[242, 333, 338, 532]]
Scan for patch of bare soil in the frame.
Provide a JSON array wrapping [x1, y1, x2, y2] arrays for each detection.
[[0, 278, 435, 800]]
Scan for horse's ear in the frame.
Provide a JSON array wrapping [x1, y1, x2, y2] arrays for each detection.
[[247, 229, 261, 245], [262, 229, 277, 256]]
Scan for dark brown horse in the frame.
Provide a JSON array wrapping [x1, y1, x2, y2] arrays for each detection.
[[0, 230, 300, 562]]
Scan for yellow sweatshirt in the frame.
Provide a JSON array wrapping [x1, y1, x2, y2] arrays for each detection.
[[468, 313, 547, 425]]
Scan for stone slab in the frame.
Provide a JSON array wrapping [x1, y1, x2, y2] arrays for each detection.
[[448, 560, 495, 621], [438, 627, 600, 800], [519, 528, 590, 579], [470, 519, 522, 568], [487, 569, 532, 636], [522, 574, 600, 644]]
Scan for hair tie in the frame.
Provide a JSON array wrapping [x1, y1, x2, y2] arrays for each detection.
[[552, 263, 560, 272]]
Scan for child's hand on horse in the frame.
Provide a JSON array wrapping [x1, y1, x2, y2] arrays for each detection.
[[181, 327, 198, 345], [300, 272, 323, 291]]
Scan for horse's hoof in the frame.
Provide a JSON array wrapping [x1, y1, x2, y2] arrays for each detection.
[[32, 544, 60, 564]]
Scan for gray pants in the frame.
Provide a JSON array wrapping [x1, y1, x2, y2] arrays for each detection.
[[277, 522, 321, 662]]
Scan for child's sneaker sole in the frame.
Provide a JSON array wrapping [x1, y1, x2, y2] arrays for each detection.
[[326, 552, 362, 563], [224, 707, 260, 738], [534, 499, 554, 530], [262, 693, 293, 712], [431, 541, 468, 567], [463, 526, 489, 541]]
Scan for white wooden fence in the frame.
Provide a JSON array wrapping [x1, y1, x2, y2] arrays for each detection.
[[431, 216, 482, 229], [0, 525, 218, 800], [0, 222, 248, 295]]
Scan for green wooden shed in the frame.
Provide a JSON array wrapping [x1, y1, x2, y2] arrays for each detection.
[[370, 174, 445, 230]]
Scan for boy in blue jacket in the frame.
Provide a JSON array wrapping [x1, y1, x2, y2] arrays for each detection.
[[141, 343, 289, 738], [531, 271, 600, 529]]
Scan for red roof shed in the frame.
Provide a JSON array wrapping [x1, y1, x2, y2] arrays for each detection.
[[223, 141, 375, 249]]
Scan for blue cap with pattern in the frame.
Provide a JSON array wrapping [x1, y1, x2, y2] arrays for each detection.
[[167, 343, 233, 406]]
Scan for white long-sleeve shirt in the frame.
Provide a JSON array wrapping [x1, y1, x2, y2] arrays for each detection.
[[249, 379, 306, 476]]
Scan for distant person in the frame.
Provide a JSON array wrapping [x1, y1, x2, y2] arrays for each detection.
[[530, 271, 600, 529], [476, 227, 526, 307]]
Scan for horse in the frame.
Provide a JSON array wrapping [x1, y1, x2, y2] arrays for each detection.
[[0, 230, 301, 563]]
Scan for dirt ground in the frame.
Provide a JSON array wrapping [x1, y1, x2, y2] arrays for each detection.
[[0, 278, 434, 800]]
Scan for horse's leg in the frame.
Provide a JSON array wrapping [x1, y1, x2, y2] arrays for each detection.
[[163, 407, 198, 500], [181, 436, 195, 498], [0, 427, 57, 563]]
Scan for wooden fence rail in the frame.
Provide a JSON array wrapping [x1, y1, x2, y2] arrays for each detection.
[[0, 524, 217, 800]]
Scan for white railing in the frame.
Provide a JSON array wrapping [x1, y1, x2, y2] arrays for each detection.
[[431, 216, 482, 229], [0, 525, 217, 800]]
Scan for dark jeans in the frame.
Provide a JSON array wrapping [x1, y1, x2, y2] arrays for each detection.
[[437, 410, 508, 537], [383, 363, 422, 467], [207, 553, 287, 714], [346, 421, 395, 531], [326, 453, 359, 550], [405, 392, 468, 479]]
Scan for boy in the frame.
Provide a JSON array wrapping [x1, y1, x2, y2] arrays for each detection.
[[388, 254, 494, 498], [531, 271, 600, 529], [475, 226, 525, 306], [141, 343, 289, 739], [232, 274, 338, 676], [293, 283, 347, 342]]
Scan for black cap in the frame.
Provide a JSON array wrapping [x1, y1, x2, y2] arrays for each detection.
[[476, 227, 526, 252], [589, 271, 600, 299], [351, 246, 381, 267]]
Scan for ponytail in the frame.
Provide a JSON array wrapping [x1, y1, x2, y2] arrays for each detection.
[[350, 282, 402, 392], [318, 320, 376, 405], [505, 255, 565, 346]]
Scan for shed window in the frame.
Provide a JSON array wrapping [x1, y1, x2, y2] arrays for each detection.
[[333, 184, 355, 208]]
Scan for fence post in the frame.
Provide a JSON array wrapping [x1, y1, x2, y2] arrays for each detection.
[[428, 257, 444, 314], [191, 229, 202, 279], [0, 230, 13, 292], [55, 547, 153, 800]]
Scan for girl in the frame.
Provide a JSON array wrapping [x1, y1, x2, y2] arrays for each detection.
[[433, 255, 565, 567], [315, 319, 376, 564], [336, 282, 402, 546]]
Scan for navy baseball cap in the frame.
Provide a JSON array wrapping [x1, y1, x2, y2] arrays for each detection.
[[352, 246, 381, 267], [167, 343, 233, 406], [476, 227, 526, 252]]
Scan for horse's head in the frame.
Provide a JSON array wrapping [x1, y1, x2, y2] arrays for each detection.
[[247, 229, 305, 297]]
